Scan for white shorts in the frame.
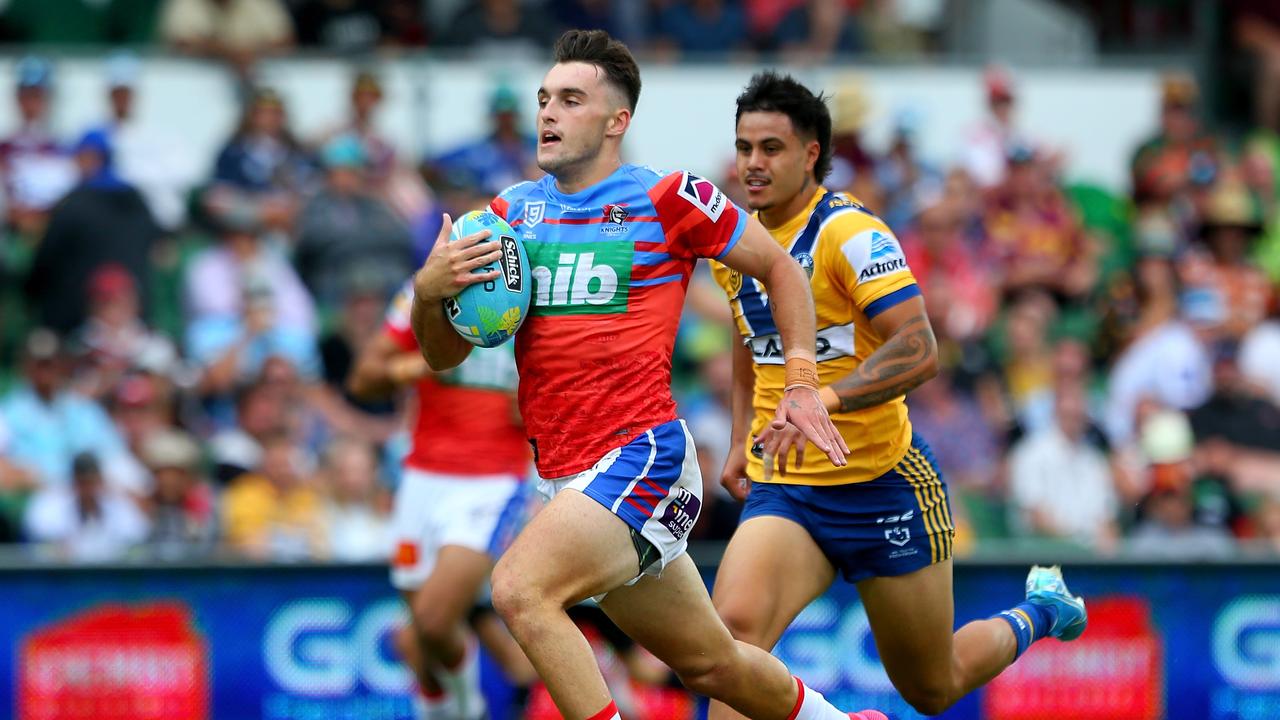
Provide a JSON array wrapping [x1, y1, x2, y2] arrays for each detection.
[[390, 468, 527, 591], [537, 419, 703, 580]]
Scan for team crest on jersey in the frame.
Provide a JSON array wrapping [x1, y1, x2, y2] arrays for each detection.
[[524, 201, 546, 228], [676, 172, 726, 222], [795, 252, 814, 279], [603, 203, 628, 225]]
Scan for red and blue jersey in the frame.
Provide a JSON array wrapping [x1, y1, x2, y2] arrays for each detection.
[[489, 164, 747, 477]]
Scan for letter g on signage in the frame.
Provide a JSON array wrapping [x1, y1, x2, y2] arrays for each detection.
[[264, 598, 412, 696], [1213, 596, 1280, 689]]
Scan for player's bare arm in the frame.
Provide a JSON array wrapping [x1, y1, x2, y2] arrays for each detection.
[[720, 327, 757, 500], [824, 296, 939, 413], [347, 333, 429, 401], [410, 213, 503, 370], [719, 218, 850, 467]]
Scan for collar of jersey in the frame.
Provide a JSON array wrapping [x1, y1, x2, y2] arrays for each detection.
[[760, 185, 828, 245], [540, 164, 631, 205]]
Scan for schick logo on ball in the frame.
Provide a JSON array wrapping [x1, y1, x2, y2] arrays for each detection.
[[529, 243, 631, 315], [499, 235, 523, 293]]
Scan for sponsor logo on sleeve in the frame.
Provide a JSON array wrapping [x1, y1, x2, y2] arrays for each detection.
[[676, 172, 726, 222], [850, 230, 909, 281]]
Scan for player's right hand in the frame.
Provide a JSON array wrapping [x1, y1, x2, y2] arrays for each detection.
[[719, 446, 751, 501], [413, 213, 503, 302]]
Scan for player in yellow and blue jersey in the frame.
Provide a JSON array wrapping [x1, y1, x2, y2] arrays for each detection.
[[708, 72, 1089, 718]]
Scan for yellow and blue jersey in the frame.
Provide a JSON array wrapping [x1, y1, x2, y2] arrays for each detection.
[[711, 187, 921, 486]]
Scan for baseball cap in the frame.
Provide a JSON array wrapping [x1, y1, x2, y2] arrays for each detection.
[[72, 451, 101, 477], [88, 263, 136, 302], [490, 84, 519, 114], [321, 133, 368, 169], [984, 65, 1014, 101], [353, 70, 382, 95], [16, 56, 52, 90], [24, 328, 61, 361], [142, 429, 202, 471], [105, 51, 140, 89]]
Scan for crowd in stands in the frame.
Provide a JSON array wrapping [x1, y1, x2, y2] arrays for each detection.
[[0, 5, 1279, 565]]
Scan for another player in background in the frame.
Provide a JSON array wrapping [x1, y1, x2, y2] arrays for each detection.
[[410, 28, 889, 720], [348, 281, 532, 720], [709, 72, 1088, 718]]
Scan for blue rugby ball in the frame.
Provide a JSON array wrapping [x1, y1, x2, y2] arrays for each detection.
[[443, 210, 531, 348]]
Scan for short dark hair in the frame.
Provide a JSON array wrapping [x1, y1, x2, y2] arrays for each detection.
[[735, 71, 833, 182], [552, 29, 641, 113]]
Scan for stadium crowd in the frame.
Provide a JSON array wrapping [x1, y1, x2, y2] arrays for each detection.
[[0, 4, 1279, 565]]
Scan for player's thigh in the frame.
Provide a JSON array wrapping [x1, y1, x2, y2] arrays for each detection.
[[855, 558, 956, 690], [597, 553, 737, 676], [493, 488, 640, 611], [712, 515, 835, 649]]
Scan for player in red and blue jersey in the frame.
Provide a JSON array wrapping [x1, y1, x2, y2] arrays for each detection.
[[410, 29, 886, 720]]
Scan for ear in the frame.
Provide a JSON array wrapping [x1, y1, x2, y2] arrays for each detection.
[[805, 138, 820, 176], [605, 107, 631, 138]]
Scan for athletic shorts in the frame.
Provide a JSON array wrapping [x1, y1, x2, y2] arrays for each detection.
[[740, 433, 954, 583], [390, 468, 529, 591], [538, 418, 702, 579]]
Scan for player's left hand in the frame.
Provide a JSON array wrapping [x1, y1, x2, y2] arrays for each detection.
[[773, 387, 849, 468], [755, 422, 806, 481]]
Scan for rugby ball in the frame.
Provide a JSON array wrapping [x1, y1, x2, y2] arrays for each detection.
[[443, 210, 531, 348]]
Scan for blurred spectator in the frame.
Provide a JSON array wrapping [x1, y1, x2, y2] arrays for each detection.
[[428, 84, 536, 197], [1104, 255, 1213, 445], [985, 144, 1096, 304], [24, 128, 162, 335], [69, 264, 178, 403], [108, 375, 175, 470], [183, 228, 319, 397], [1255, 494, 1280, 554], [203, 88, 317, 237], [208, 379, 283, 482], [1128, 475, 1236, 558], [1189, 340, 1280, 454], [1129, 72, 1219, 206], [320, 436, 390, 561], [997, 291, 1057, 419], [319, 272, 398, 416], [319, 71, 396, 184], [901, 197, 997, 344], [0, 413, 38, 540], [24, 452, 150, 561], [1239, 319, 1280, 404], [1178, 181, 1273, 341], [437, 0, 558, 55], [743, 0, 860, 59], [1008, 380, 1119, 550], [142, 429, 217, 557], [221, 432, 326, 559], [0, 329, 142, 493], [826, 79, 880, 207], [652, 0, 750, 57], [378, 0, 430, 47], [91, 52, 203, 231], [876, 108, 942, 231], [295, 134, 414, 310], [550, 0, 625, 39], [293, 0, 384, 53], [160, 0, 295, 81], [1232, 1, 1280, 130], [907, 372, 1000, 495], [963, 65, 1027, 190], [0, 57, 75, 237]]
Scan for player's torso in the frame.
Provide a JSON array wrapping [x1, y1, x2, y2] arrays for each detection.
[[711, 189, 913, 484], [497, 167, 695, 475]]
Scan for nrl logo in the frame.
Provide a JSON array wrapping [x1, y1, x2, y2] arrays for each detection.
[[885, 526, 911, 547], [524, 201, 545, 228]]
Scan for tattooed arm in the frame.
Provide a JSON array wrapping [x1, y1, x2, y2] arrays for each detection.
[[826, 296, 939, 413]]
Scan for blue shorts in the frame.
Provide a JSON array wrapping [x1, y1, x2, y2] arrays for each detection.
[[740, 433, 954, 583], [538, 419, 703, 578]]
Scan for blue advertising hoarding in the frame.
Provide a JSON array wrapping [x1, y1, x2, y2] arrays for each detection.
[[1, 559, 1277, 720]]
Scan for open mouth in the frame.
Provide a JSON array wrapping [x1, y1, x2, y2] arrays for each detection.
[[744, 176, 770, 192], [540, 129, 561, 147]]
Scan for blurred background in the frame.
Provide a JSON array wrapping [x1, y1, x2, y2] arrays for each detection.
[[0, 0, 1279, 719]]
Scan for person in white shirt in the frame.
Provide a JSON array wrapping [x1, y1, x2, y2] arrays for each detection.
[[1009, 380, 1119, 550], [24, 452, 150, 562], [321, 436, 391, 562]]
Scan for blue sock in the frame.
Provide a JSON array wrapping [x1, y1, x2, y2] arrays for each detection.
[[994, 602, 1057, 659]]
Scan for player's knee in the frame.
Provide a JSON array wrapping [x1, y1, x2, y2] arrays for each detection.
[[670, 646, 739, 698], [900, 684, 954, 717], [490, 562, 544, 632], [715, 602, 770, 647]]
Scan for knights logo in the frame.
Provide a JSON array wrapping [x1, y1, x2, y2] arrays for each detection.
[[604, 203, 628, 225], [524, 201, 546, 228], [885, 526, 911, 547], [795, 252, 815, 279]]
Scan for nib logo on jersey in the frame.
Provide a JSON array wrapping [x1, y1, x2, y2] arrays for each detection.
[[528, 241, 633, 315]]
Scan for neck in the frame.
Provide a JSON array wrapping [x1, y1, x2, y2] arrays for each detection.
[[554, 155, 621, 195], [759, 178, 818, 229]]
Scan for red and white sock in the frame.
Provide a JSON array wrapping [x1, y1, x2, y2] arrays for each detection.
[[440, 639, 486, 720], [412, 688, 450, 720], [787, 678, 849, 720], [586, 700, 621, 720]]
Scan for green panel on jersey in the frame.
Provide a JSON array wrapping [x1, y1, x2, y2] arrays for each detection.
[[525, 240, 633, 316]]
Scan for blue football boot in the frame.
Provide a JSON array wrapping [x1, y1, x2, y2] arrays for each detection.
[[1025, 565, 1087, 641]]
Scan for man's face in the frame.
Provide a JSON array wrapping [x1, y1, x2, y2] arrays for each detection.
[[735, 110, 817, 212], [535, 62, 620, 176], [110, 86, 133, 121], [17, 86, 46, 123]]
